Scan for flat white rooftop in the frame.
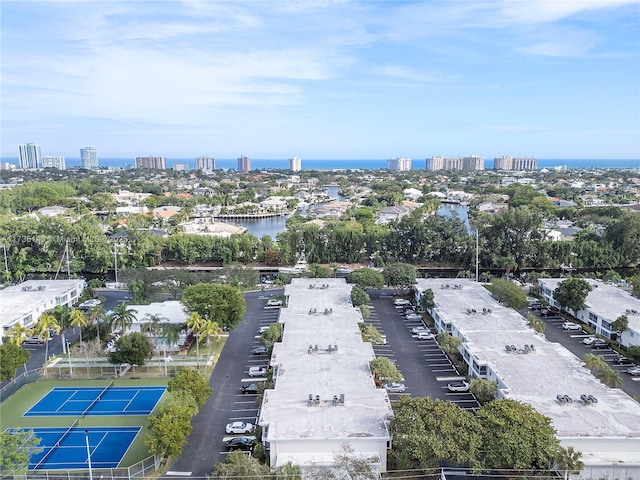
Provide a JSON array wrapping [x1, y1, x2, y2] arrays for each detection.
[[259, 278, 393, 442], [416, 279, 640, 440], [0, 279, 84, 329], [539, 278, 640, 331]]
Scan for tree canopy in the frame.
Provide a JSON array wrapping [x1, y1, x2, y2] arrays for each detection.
[[167, 368, 212, 408], [553, 277, 592, 312], [383, 263, 417, 292], [182, 283, 246, 330], [487, 278, 528, 309], [347, 268, 385, 290], [0, 429, 42, 473], [107, 332, 152, 365], [0, 343, 30, 380]]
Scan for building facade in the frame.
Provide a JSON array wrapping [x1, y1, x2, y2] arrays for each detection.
[[173, 163, 189, 171], [196, 156, 216, 171], [289, 156, 302, 172], [237, 155, 251, 173], [387, 157, 411, 171], [135, 156, 166, 169], [494, 156, 537, 170], [80, 147, 98, 169], [41, 156, 66, 170], [18, 143, 41, 169], [426, 155, 484, 171]]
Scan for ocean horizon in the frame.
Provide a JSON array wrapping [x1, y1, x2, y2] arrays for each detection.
[[2, 157, 639, 171]]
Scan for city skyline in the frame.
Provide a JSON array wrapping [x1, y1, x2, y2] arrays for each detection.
[[1, 1, 639, 160]]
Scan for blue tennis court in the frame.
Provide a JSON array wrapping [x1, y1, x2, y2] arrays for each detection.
[[24, 386, 166, 416], [13, 426, 141, 470]]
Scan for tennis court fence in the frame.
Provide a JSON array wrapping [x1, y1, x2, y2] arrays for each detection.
[[4, 455, 161, 480]]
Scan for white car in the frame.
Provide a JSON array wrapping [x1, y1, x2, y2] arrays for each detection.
[[411, 326, 429, 334], [562, 321, 582, 331], [248, 366, 268, 377], [406, 314, 422, 321], [447, 381, 470, 392], [267, 299, 283, 307], [394, 299, 411, 306], [226, 421, 255, 435], [582, 336, 598, 345], [383, 382, 406, 393], [416, 331, 435, 340], [79, 299, 101, 310]]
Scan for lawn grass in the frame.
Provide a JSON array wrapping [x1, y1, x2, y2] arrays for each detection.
[[0, 378, 169, 468]]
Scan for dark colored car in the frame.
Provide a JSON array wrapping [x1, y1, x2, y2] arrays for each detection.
[[241, 383, 258, 394], [225, 437, 255, 451], [251, 346, 268, 355], [591, 341, 609, 350], [613, 356, 634, 365]]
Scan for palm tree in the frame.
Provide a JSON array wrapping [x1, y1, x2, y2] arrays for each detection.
[[200, 319, 222, 351], [108, 303, 138, 335], [142, 313, 166, 355], [555, 445, 584, 480], [583, 353, 607, 373], [49, 305, 71, 352], [160, 323, 181, 377], [186, 312, 205, 367], [596, 367, 624, 388], [87, 305, 106, 345], [34, 313, 61, 365], [69, 309, 88, 344], [6, 323, 32, 346]]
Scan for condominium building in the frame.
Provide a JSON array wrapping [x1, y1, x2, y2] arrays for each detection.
[[80, 147, 98, 169], [426, 155, 485, 171], [41, 156, 66, 170], [415, 278, 640, 479], [387, 157, 411, 171], [18, 143, 41, 169], [289, 156, 302, 172], [135, 156, 166, 169], [237, 155, 251, 173], [494, 156, 537, 170], [196, 156, 216, 171], [173, 163, 190, 172]]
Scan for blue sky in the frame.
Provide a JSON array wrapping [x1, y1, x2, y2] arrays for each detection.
[[1, 0, 639, 159]]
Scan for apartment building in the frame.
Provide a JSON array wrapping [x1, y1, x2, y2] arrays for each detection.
[[135, 156, 166, 169], [494, 156, 537, 170]]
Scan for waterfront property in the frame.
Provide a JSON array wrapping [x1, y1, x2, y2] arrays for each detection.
[[415, 278, 640, 479]]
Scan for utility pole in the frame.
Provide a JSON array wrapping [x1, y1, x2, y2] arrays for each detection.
[[113, 244, 118, 286], [475, 228, 479, 283]]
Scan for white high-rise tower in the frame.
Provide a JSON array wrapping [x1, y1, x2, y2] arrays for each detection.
[[80, 147, 98, 169]]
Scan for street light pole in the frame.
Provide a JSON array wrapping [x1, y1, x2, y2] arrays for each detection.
[[85, 430, 93, 480], [67, 341, 73, 378]]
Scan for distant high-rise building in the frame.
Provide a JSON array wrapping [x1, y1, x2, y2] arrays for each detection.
[[289, 156, 302, 172], [426, 155, 484, 171], [80, 147, 98, 169], [41, 156, 66, 170], [135, 156, 166, 169], [0, 162, 16, 171], [387, 157, 411, 171], [18, 143, 41, 169], [196, 156, 216, 171], [173, 163, 190, 172], [237, 155, 251, 173], [494, 156, 537, 171]]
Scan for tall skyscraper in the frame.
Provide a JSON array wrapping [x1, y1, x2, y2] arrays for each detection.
[[41, 156, 66, 170], [196, 156, 216, 171], [237, 155, 251, 173], [387, 157, 411, 171], [18, 143, 41, 169], [80, 147, 98, 169], [135, 156, 166, 169], [289, 156, 302, 172], [426, 155, 484, 171]]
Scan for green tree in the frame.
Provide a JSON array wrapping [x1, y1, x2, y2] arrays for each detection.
[[358, 322, 384, 345], [553, 278, 592, 313], [359, 304, 370, 318], [182, 283, 246, 330], [167, 368, 212, 408], [420, 288, 434, 310], [487, 278, 528, 309], [260, 323, 282, 348], [555, 445, 584, 480], [611, 314, 629, 345], [308, 263, 332, 278], [212, 450, 272, 479], [145, 403, 193, 459], [436, 332, 462, 355], [142, 313, 166, 354], [383, 263, 417, 292], [33, 313, 61, 363], [186, 312, 205, 364], [69, 309, 88, 344], [350, 286, 370, 307], [630, 274, 640, 298], [595, 365, 623, 388], [526, 311, 546, 333], [0, 343, 30, 380], [369, 357, 402, 384], [0, 429, 42, 473], [107, 332, 152, 366], [4, 323, 31, 346], [583, 353, 608, 373], [347, 268, 385, 289], [108, 303, 138, 334], [87, 305, 106, 346], [390, 396, 483, 469], [476, 398, 559, 469], [469, 377, 497, 404]]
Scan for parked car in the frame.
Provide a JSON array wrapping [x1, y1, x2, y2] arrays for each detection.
[[259, 326, 271, 333], [411, 326, 429, 334], [394, 299, 411, 306], [406, 314, 422, 321], [562, 321, 582, 331], [591, 340, 610, 350], [241, 383, 259, 394], [251, 346, 268, 355], [23, 336, 44, 344], [383, 382, 406, 393], [624, 366, 640, 376], [416, 331, 434, 340], [225, 437, 255, 451], [447, 381, 470, 392], [249, 366, 268, 377], [613, 356, 634, 365], [582, 337, 598, 345], [267, 299, 283, 307], [79, 298, 101, 310], [225, 421, 255, 434]]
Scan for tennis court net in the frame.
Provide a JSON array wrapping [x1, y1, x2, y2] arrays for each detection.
[[33, 418, 79, 470], [81, 380, 114, 417]]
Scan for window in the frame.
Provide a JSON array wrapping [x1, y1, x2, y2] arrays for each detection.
[[479, 365, 487, 375], [589, 312, 598, 321]]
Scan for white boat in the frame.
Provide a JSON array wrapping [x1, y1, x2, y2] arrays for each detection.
[[335, 265, 353, 275], [279, 253, 308, 274]]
